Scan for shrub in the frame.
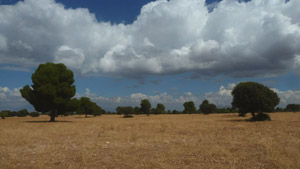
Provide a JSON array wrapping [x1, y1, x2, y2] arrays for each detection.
[[29, 112, 40, 117], [1, 111, 8, 119], [252, 113, 271, 121], [199, 100, 217, 114], [17, 109, 29, 117], [123, 114, 134, 118]]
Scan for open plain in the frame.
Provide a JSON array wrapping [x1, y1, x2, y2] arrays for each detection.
[[0, 113, 299, 169]]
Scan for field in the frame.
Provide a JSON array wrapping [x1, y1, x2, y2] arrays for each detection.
[[0, 113, 299, 169]]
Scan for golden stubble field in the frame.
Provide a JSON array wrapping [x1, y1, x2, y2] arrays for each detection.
[[0, 113, 299, 169]]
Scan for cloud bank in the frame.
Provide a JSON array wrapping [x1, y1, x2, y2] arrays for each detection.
[[0, 0, 299, 78]]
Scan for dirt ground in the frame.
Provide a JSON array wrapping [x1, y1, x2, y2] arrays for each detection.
[[0, 113, 299, 169]]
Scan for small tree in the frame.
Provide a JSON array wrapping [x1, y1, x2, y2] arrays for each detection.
[[17, 109, 29, 117], [0, 111, 8, 119], [231, 82, 280, 120], [20, 63, 76, 122], [116, 106, 134, 118], [133, 106, 140, 115], [199, 100, 217, 114], [183, 101, 196, 114], [140, 99, 151, 116], [78, 97, 103, 117], [154, 103, 165, 115], [285, 104, 300, 112]]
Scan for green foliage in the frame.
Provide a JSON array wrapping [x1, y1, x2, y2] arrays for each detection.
[[20, 63, 76, 122], [140, 99, 151, 116], [285, 104, 300, 112], [17, 109, 29, 117], [216, 108, 231, 114], [29, 112, 40, 117], [172, 110, 180, 114], [252, 113, 271, 121], [154, 103, 165, 115], [183, 101, 196, 114], [199, 100, 217, 114], [231, 82, 279, 120], [0, 111, 8, 119], [78, 97, 103, 117], [133, 106, 140, 115], [116, 106, 134, 118]]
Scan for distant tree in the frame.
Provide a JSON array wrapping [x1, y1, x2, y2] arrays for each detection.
[[133, 106, 140, 115], [20, 63, 76, 122], [199, 100, 217, 114], [0, 111, 8, 119], [167, 110, 171, 114], [285, 104, 300, 112], [116, 106, 134, 118], [140, 99, 151, 116], [172, 110, 180, 114], [216, 108, 231, 114], [154, 103, 165, 115], [183, 101, 196, 114], [274, 107, 284, 112], [231, 82, 280, 120], [78, 97, 103, 117], [29, 112, 40, 117], [17, 109, 29, 117]]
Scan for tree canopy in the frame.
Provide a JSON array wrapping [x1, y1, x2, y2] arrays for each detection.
[[20, 63, 76, 122], [183, 101, 196, 114], [77, 97, 103, 117], [231, 82, 280, 119], [199, 100, 217, 114], [116, 106, 134, 118], [140, 99, 151, 116], [154, 103, 165, 115]]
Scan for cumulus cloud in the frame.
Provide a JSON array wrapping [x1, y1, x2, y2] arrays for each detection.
[[0, 0, 299, 78], [0, 86, 31, 110]]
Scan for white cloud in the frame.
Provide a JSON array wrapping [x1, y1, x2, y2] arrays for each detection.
[[0, 86, 30, 110], [0, 0, 299, 78]]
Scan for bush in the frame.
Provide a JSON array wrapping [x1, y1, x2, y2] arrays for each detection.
[[29, 112, 40, 117], [123, 114, 134, 118], [252, 113, 271, 121], [1, 111, 8, 119], [199, 100, 217, 114], [17, 109, 29, 117]]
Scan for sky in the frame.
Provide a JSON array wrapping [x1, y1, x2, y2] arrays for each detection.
[[0, 0, 300, 111]]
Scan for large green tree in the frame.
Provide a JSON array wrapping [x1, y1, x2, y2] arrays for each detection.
[[140, 99, 151, 116], [20, 63, 76, 122], [183, 101, 196, 114], [231, 82, 280, 119]]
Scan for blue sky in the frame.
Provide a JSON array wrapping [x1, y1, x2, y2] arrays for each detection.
[[0, 0, 300, 111]]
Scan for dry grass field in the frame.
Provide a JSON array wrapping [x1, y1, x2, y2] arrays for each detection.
[[0, 113, 299, 169]]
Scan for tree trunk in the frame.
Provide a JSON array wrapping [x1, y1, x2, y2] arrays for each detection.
[[251, 112, 255, 119], [85, 113, 88, 118], [50, 111, 56, 122]]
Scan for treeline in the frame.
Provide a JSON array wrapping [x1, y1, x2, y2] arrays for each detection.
[[2, 62, 299, 122], [0, 109, 40, 119], [114, 99, 238, 117]]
